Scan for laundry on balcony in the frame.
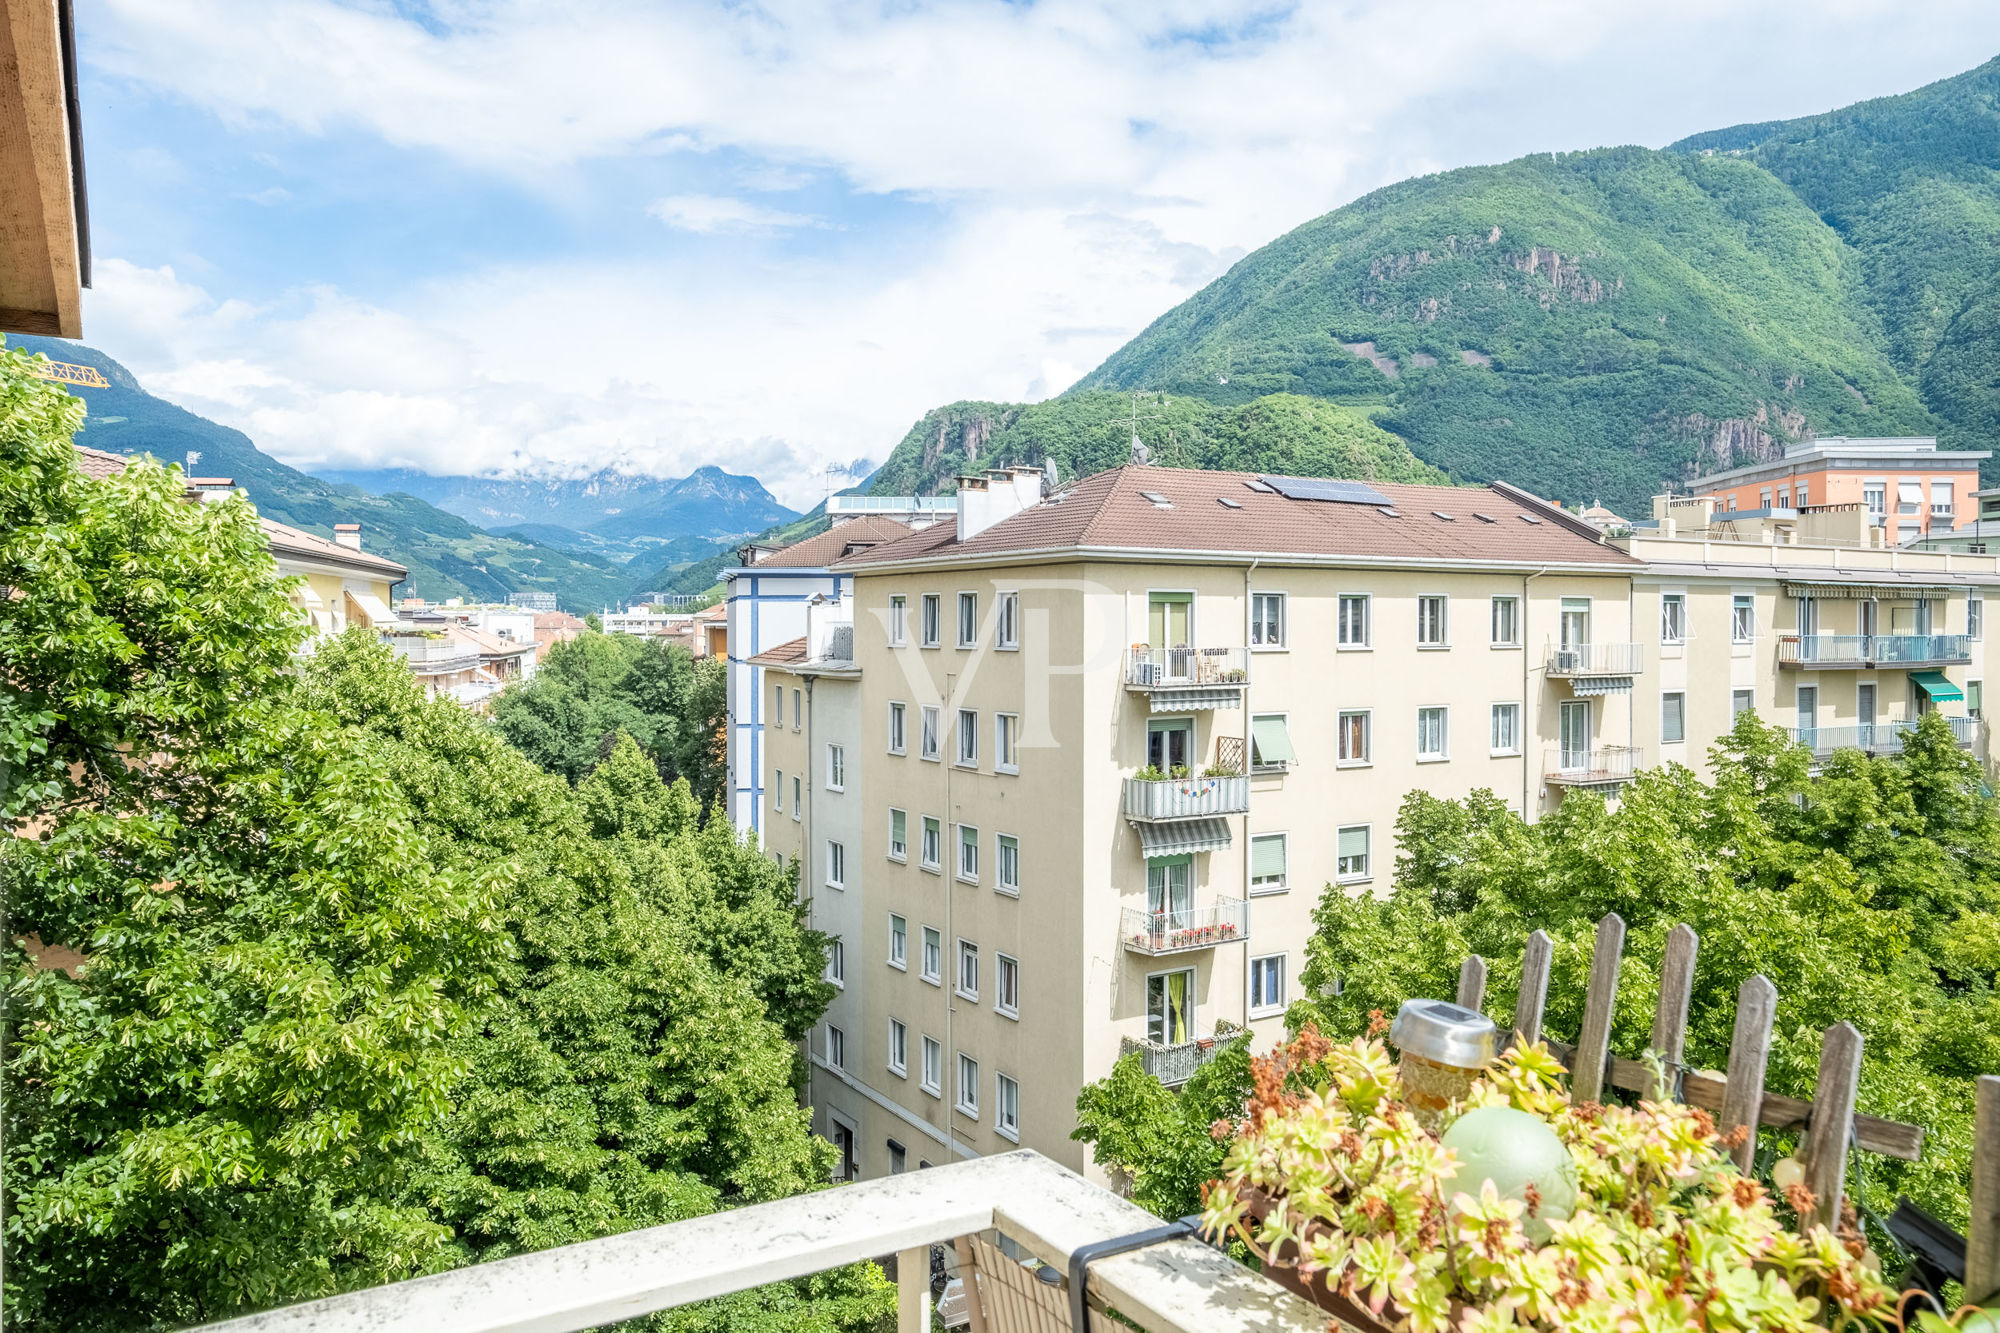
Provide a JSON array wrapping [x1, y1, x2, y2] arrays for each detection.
[[1136, 817, 1232, 858]]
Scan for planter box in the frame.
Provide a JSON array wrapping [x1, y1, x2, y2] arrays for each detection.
[[1235, 1186, 1401, 1333]]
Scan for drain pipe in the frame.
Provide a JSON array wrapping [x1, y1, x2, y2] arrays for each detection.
[[1241, 558, 1258, 1031], [1523, 567, 1550, 818]]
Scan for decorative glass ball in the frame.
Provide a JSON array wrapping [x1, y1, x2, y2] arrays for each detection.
[[1441, 1105, 1578, 1242]]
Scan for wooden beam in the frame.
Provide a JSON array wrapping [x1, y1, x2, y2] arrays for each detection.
[[0, 0, 83, 337], [897, 1247, 929, 1333], [1514, 929, 1552, 1044], [1800, 1023, 1863, 1232], [1572, 913, 1625, 1104], [1963, 1075, 1999, 1304], [1648, 924, 1699, 1103], [1720, 974, 1778, 1171], [1456, 955, 1488, 1013]]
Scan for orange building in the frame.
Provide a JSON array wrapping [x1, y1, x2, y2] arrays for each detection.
[[1690, 437, 1989, 546]]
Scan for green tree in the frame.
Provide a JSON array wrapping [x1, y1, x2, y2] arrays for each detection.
[[1072, 1042, 1253, 1220]]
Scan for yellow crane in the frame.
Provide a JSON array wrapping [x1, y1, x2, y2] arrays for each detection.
[[26, 357, 108, 388]]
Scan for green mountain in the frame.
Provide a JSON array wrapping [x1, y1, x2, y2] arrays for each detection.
[[9, 336, 633, 612], [876, 56, 2000, 513]]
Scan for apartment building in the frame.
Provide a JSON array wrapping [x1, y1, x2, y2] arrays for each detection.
[[1688, 437, 1990, 546], [751, 463, 1997, 1183]]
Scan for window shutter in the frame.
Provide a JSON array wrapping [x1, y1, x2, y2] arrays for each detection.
[[1251, 714, 1296, 766], [1338, 827, 1368, 859], [1251, 834, 1287, 879]]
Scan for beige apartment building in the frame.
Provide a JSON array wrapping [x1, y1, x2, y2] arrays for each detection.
[[752, 464, 1998, 1183]]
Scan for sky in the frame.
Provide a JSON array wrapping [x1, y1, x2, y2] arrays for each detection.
[[68, 0, 2000, 509]]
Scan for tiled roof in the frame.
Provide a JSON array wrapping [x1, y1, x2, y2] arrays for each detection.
[[743, 515, 936, 569], [746, 635, 809, 667], [260, 518, 409, 578], [73, 444, 129, 479], [833, 466, 1638, 570]]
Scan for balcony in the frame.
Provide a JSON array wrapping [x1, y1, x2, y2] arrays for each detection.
[[1544, 642, 1642, 678], [1120, 1019, 1247, 1087], [1777, 634, 1973, 669], [1121, 898, 1249, 956], [1124, 645, 1249, 711], [182, 1149, 1321, 1333], [388, 636, 482, 677], [1789, 714, 1979, 757], [1122, 773, 1250, 821], [1545, 745, 1643, 787]]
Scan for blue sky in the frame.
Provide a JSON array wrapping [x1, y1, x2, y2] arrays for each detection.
[[69, 0, 2000, 508]]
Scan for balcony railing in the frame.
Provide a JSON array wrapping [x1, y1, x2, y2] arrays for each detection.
[[1125, 645, 1250, 692], [1544, 642, 1642, 677], [388, 638, 482, 676], [1789, 714, 1979, 756], [1120, 1020, 1248, 1087], [1545, 745, 1643, 786], [1122, 773, 1250, 821], [1777, 634, 1973, 668], [1121, 898, 1249, 956], [183, 1149, 1321, 1333]]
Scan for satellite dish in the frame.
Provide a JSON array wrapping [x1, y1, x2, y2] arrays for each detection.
[[1041, 458, 1061, 496]]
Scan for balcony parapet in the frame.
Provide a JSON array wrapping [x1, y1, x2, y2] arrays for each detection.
[[1124, 646, 1249, 711], [1122, 773, 1250, 821], [1120, 1020, 1248, 1087], [1544, 642, 1642, 677], [1545, 745, 1643, 787], [1777, 634, 1973, 669], [1121, 898, 1248, 956], [1790, 714, 1979, 757]]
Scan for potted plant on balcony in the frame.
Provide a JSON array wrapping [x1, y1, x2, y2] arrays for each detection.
[[1200, 1027, 1900, 1333]]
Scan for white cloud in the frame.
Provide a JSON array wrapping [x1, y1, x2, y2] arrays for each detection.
[[648, 194, 821, 233]]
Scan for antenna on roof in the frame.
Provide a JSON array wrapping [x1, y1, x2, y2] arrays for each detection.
[[185, 451, 202, 471], [1116, 390, 1165, 466], [1041, 458, 1061, 497]]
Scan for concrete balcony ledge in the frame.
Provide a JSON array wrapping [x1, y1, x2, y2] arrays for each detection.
[[1777, 634, 1973, 668], [1122, 774, 1250, 821], [1544, 642, 1643, 677], [1545, 745, 1643, 786], [1121, 898, 1249, 956], [186, 1150, 1323, 1333]]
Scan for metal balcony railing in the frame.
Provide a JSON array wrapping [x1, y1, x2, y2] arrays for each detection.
[[1544, 642, 1642, 676], [181, 1149, 1321, 1333], [1121, 898, 1249, 956], [1777, 634, 1973, 668], [1790, 714, 1979, 756], [1545, 745, 1643, 786], [1120, 1020, 1248, 1087], [1124, 645, 1250, 690], [389, 638, 482, 676], [1122, 774, 1250, 821]]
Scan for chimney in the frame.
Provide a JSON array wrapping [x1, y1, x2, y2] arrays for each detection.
[[333, 523, 363, 551], [956, 470, 1042, 542]]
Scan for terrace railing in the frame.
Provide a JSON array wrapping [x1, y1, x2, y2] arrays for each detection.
[[1122, 774, 1250, 821], [1790, 714, 1978, 756], [1544, 745, 1643, 786], [1120, 898, 1249, 956], [1777, 634, 1972, 668], [1119, 1019, 1248, 1088], [1544, 642, 1642, 677]]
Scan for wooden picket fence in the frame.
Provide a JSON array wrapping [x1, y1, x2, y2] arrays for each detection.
[[1453, 913, 1999, 1304]]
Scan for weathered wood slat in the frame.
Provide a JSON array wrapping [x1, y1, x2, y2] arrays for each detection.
[[1514, 930, 1552, 1044], [1457, 955, 1488, 1013], [1541, 1037, 1922, 1161], [1720, 974, 1779, 1172], [956, 1236, 995, 1333], [1571, 914, 1626, 1104], [1801, 1023, 1863, 1232], [970, 1235, 1066, 1333], [1963, 1075, 1998, 1304], [1649, 924, 1699, 1103]]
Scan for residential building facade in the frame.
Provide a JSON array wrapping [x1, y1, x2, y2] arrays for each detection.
[[1688, 437, 1990, 546]]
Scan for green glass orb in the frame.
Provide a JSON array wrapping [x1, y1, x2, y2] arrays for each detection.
[[1440, 1106, 1578, 1242], [1959, 1309, 1999, 1333]]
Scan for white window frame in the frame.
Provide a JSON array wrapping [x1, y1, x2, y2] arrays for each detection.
[[1336, 823, 1372, 884], [773, 769, 783, 811], [1490, 595, 1520, 648], [826, 743, 845, 791], [826, 840, 846, 891], [791, 775, 801, 820], [1416, 595, 1449, 648], [1661, 691, 1687, 744], [1416, 705, 1449, 761], [996, 591, 1020, 650], [1250, 592, 1286, 649], [921, 1036, 942, 1097], [955, 1053, 980, 1119], [957, 823, 979, 884], [994, 712, 1019, 773], [995, 1071, 1020, 1142], [955, 938, 979, 1002], [921, 816, 942, 872], [887, 1018, 908, 1077], [1971, 597, 1984, 642], [1659, 593, 1687, 645], [921, 593, 942, 648], [1336, 708, 1372, 767], [888, 914, 907, 970], [1932, 480, 1954, 516], [995, 953, 1020, 1019], [920, 926, 942, 985], [773, 682, 783, 728], [1337, 593, 1371, 649], [1248, 953, 1286, 1016], [888, 808, 908, 862], [792, 689, 801, 732], [1732, 594, 1756, 645], [920, 705, 941, 761], [996, 833, 1020, 897], [887, 701, 907, 755], [1490, 702, 1522, 756], [957, 591, 978, 649], [825, 1024, 845, 1071], [956, 708, 979, 768], [888, 594, 908, 646], [1249, 831, 1288, 895], [826, 937, 845, 986], [1732, 689, 1756, 717]]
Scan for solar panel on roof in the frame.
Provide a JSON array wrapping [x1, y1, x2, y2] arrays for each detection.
[[1259, 475, 1392, 506]]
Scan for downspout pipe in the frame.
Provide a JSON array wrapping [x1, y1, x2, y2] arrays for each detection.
[[1523, 567, 1551, 819], [1242, 558, 1258, 1031]]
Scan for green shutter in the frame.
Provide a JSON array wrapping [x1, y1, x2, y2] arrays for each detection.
[[891, 809, 905, 842], [1338, 826, 1369, 858], [1251, 714, 1296, 765], [1147, 591, 1193, 605], [1251, 833, 1287, 880]]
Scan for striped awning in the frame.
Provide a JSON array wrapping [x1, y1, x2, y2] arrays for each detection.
[[1570, 676, 1634, 697], [1137, 817, 1233, 858], [1782, 582, 1955, 600], [1149, 688, 1242, 712]]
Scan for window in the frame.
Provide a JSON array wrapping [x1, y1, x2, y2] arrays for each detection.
[[955, 1054, 979, 1117], [995, 713, 1019, 773], [888, 914, 907, 969], [921, 594, 941, 647], [887, 702, 907, 754], [826, 938, 844, 985], [921, 1036, 942, 1096], [1337, 825, 1371, 882], [1147, 969, 1194, 1045], [921, 816, 942, 870], [827, 743, 845, 790], [1660, 593, 1686, 644], [791, 775, 801, 820], [888, 809, 908, 861], [956, 708, 978, 767], [1732, 690, 1755, 717], [1337, 709, 1371, 765], [1899, 480, 1923, 516], [1971, 680, 1985, 720], [887, 1019, 907, 1076], [957, 591, 978, 648], [1971, 598, 1984, 641], [1416, 706, 1449, 760], [826, 840, 846, 890], [889, 594, 908, 645], [996, 834, 1020, 896], [1759, 487, 1773, 509], [1864, 481, 1886, 516], [995, 953, 1019, 1017], [888, 1139, 906, 1173], [1250, 832, 1287, 893], [1251, 592, 1285, 647], [1249, 954, 1286, 1014], [1932, 481, 1954, 516], [1416, 596, 1448, 646], [793, 689, 801, 731], [957, 824, 979, 882], [1732, 595, 1756, 644], [1490, 596, 1519, 647], [1661, 692, 1687, 744], [773, 683, 783, 728], [1490, 703, 1521, 755], [1776, 486, 1790, 509], [1858, 683, 1876, 728], [996, 592, 1019, 649], [1337, 594, 1370, 647], [956, 939, 979, 1001], [920, 706, 941, 760], [825, 1024, 845, 1070], [995, 1072, 1020, 1141], [920, 927, 942, 984], [1251, 713, 1296, 770], [773, 770, 783, 811], [1796, 480, 1809, 507]]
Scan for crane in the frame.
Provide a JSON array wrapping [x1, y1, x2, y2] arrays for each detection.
[[25, 357, 108, 388]]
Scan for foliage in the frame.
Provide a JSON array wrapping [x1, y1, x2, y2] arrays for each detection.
[[1201, 1030, 1900, 1333], [489, 629, 728, 812], [1072, 1040, 1253, 1220], [1293, 711, 1998, 1240]]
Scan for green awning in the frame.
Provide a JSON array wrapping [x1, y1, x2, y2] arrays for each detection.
[[1251, 714, 1296, 766], [1911, 670, 1964, 702]]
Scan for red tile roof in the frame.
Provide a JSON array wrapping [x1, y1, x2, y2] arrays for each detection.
[[746, 635, 809, 667], [833, 466, 1637, 570], [73, 444, 130, 479], [743, 515, 938, 569]]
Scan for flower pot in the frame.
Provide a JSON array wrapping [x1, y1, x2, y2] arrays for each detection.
[[1233, 1186, 1405, 1333]]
